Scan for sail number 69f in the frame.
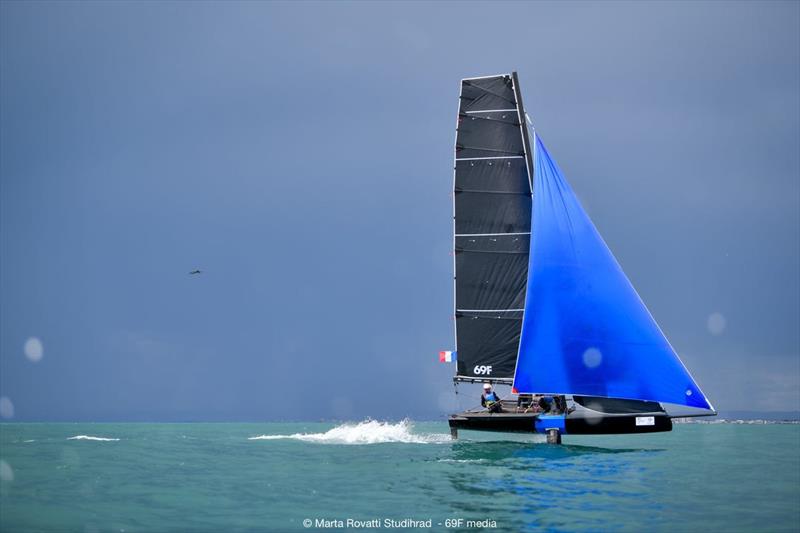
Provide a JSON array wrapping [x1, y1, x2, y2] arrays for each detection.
[[473, 365, 492, 375]]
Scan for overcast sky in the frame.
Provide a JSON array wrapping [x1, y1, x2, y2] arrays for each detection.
[[1, 1, 798, 421]]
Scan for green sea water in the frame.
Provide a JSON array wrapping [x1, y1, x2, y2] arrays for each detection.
[[0, 421, 798, 532]]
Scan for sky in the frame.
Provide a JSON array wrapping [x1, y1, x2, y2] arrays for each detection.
[[1, 1, 798, 421]]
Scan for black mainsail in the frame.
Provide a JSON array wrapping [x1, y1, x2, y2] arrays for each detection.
[[453, 73, 533, 382]]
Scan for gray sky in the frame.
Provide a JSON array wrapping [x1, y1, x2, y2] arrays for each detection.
[[1, 1, 798, 421]]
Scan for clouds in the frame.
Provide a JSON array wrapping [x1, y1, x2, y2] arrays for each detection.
[[0, 1, 797, 420]]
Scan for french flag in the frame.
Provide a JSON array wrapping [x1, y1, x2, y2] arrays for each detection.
[[439, 350, 456, 363]]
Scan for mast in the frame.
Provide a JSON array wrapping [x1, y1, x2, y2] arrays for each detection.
[[510, 72, 534, 192], [452, 73, 534, 383]]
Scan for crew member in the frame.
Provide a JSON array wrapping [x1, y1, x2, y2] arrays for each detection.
[[538, 395, 554, 413], [481, 383, 502, 413], [517, 393, 534, 412]]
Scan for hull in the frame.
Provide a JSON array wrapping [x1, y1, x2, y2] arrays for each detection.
[[448, 411, 671, 435], [448, 398, 673, 436], [566, 413, 672, 434]]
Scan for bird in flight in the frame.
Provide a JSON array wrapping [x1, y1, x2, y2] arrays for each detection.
[[189, 270, 202, 275]]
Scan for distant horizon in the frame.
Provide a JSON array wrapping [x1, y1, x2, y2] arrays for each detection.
[[2, 409, 799, 424]]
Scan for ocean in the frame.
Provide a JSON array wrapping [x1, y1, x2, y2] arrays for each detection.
[[0, 421, 798, 532]]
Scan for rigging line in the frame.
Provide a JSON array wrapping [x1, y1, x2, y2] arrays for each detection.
[[461, 81, 518, 106], [451, 70, 463, 370], [455, 249, 528, 255], [508, 72, 534, 387], [457, 316, 522, 321], [464, 109, 518, 114], [461, 73, 510, 82], [456, 145, 524, 155], [455, 232, 530, 236], [455, 188, 531, 195], [457, 308, 525, 312], [459, 113, 520, 126], [456, 156, 524, 161], [453, 376, 514, 384]]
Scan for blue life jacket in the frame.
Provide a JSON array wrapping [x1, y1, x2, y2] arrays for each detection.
[[484, 391, 499, 402]]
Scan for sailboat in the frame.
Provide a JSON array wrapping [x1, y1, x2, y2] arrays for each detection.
[[445, 72, 715, 442]]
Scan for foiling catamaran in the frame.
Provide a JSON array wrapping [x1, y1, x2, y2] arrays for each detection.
[[445, 72, 715, 442]]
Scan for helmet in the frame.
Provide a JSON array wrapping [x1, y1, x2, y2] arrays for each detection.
[[483, 383, 492, 390]]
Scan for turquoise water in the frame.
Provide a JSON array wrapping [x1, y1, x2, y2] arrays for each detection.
[[1, 421, 798, 532]]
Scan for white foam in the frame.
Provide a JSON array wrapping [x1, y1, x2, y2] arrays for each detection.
[[248, 419, 450, 445], [67, 435, 120, 442]]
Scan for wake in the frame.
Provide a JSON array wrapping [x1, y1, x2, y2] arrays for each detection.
[[248, 419, 450, 445], [67, 435, 120, 442]]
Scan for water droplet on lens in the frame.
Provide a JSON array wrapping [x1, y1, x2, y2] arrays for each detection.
[[0, 460, 13, 482], [582, 347, 602, 368], [0, 397, 14, 419], [24, 337, 43, 362], [707, 313, 726, 335]]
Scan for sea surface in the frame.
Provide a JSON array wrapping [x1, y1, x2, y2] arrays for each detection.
[[0, 421, 798, 532]]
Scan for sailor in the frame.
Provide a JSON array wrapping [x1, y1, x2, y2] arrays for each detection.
[[554, 395, 568, 414], [517, 393, 534, 412], [481, 383, 502, 412], [538, 395, 554, 413]]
